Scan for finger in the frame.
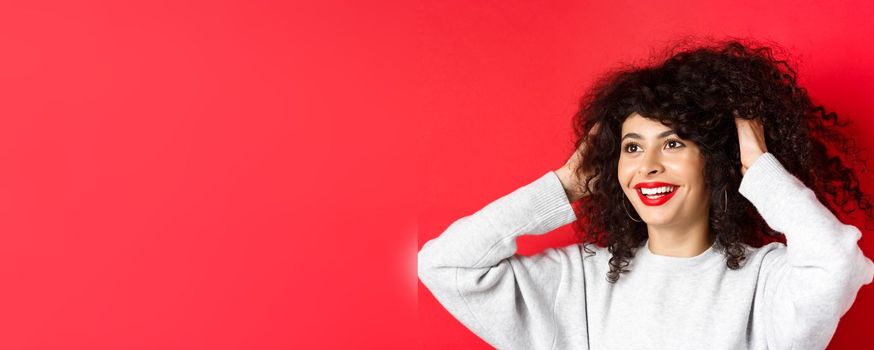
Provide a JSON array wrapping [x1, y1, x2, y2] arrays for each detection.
[[734, 116, 745, 129], [734, 118, 746, 136], [587, 122, 601, 138]]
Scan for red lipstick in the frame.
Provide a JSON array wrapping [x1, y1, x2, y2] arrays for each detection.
[[633, 182, 679, 206]]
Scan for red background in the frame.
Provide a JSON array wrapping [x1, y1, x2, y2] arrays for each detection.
[[0, 0, 872, 349], [0, 1, 418, 349], [416, 0, 874, 349]]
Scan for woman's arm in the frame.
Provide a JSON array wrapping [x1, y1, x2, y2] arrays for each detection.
[[738, 152, 874, 349], [417, 171, 580, 349]]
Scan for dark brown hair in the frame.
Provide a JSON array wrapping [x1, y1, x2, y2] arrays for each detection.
[[570, 37, 873, 283]]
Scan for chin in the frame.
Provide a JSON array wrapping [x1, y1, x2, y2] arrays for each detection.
[[639, 216, 673, 225], [635, 207, 677, 222]]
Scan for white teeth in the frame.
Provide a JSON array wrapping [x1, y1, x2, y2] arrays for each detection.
[[640, 186, 675, 195]]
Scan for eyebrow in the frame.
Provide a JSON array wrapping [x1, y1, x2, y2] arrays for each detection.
[[621, 130, 677, 141]]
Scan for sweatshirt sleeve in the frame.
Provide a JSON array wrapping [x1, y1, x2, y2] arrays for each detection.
[[738, 152, 874, 350], [417, 171, 579, 349]]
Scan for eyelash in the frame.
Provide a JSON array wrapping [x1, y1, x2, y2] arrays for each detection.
[[623, 139, 685, 153]]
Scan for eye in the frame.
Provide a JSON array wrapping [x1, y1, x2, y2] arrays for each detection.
[[666, 139, 685, 149], [623, 142, 640, 153]]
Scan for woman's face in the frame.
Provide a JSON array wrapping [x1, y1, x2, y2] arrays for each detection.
[[617, 113, 710, 227]]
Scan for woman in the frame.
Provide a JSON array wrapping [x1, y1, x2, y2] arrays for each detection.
[[418, 39, 874, 349]]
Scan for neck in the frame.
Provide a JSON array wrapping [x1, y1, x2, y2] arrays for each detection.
[[646, 212, 714, 257]]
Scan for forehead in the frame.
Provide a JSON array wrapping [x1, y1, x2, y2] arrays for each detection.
[[621, 113, 671, 133]]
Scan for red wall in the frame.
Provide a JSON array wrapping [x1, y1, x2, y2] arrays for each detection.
[[0, 1, 418, 349], [417, 0, 874, 349], [0, 0, 871, 349]]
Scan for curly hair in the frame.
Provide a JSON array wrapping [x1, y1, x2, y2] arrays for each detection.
[[569, 37, 874, 283]]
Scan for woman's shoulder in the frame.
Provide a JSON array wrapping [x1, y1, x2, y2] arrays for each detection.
[[741, 241, 786, 256], [525, 242, 611, 266], [560, 241, 612, 257], [737, 241, 787, 270], [551, 242, 614, 268]]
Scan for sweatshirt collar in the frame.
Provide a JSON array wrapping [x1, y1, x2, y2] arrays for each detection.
[[634, 238, 723, 273]]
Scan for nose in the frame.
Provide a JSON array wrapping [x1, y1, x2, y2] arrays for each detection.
[[637, 150, 664, 175]]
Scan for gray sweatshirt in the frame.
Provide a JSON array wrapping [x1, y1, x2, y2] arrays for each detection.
[[417, 152, 874, 349]]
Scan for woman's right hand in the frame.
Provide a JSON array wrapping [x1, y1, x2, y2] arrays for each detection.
[[555, 122, 600, 202]]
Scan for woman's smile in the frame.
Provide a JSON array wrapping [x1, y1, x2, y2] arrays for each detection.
[[636, 185, 680, 206]]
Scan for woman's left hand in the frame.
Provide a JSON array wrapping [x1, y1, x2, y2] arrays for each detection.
[[735, 116, 768, 176]]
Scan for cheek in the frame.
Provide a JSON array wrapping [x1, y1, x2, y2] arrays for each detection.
[[682, 161, 707, 195], [616, 160, 632, 185]]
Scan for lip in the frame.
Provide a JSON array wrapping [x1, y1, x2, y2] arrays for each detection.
[[634, 181, 678, 189], [633, 182, 679, 206]]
